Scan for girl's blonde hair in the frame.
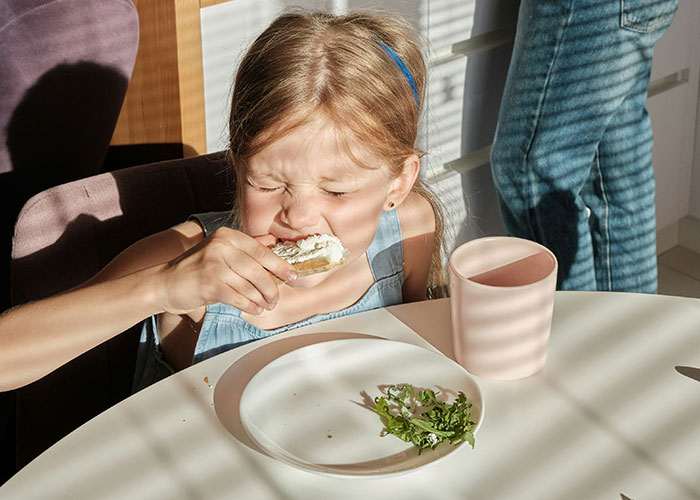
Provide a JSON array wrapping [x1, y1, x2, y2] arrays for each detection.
[[229, 9, 446, 297]]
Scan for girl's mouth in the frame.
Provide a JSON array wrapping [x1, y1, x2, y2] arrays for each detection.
[[276, 234, 314, 243]]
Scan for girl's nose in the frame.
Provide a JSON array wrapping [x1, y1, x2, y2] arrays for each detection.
[[280, 196, 319, 229]]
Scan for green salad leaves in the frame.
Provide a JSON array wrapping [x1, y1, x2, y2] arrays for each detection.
[[371, 384, 476, 454]]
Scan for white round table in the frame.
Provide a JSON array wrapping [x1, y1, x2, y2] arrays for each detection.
[[2, 292, 699, 499]]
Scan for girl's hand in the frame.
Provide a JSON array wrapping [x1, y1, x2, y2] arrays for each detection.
[[156, 227, 297, 315]]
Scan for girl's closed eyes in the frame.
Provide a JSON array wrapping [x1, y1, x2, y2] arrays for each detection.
[[246, 179, 355, 197], [246, 184, 355, 205], [252, 185, 282, 193], [323, 190, 347, 198]]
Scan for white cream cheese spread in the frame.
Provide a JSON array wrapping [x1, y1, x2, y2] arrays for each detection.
[[271, 234, 348, 264]]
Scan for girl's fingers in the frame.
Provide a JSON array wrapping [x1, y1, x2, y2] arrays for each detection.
[[220, 266, 274, 311], [253, 234, 277, 247], [193, 228, 297, 311], [254, 247, 298, 283], [205, 234, 281, 307], [214, 285, 264, 316], [220, 249, 285, 308], [220, 230, 298, 282]]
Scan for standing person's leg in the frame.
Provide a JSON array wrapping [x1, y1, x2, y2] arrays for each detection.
[[583, 0, 678, 293], [490, 0, 675, 290], [584, 76, 658, 293], [491, 0, 600, 290]]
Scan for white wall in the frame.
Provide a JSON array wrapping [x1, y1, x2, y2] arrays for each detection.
[[684, 1, 700, 220], [200, 0, 700, 254], [648, 0, 700, 228]]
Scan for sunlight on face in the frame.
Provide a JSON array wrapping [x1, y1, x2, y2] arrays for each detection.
[[238, 118, 395, 284]]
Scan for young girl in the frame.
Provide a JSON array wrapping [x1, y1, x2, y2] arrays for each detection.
[[0, 10, 445, 392]]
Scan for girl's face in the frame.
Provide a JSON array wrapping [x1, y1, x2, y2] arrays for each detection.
[[237, 118, 399, 287]]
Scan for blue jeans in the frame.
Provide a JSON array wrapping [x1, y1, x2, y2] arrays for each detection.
[[490, 0, 678, 292]]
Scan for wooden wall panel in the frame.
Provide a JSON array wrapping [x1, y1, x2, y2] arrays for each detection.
[[111, 0, 206, 156], [174, 0, 206, 156]]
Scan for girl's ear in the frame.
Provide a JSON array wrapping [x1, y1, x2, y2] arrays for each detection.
[[384, 154, 420, 210]]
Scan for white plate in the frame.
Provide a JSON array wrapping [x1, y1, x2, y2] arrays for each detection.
[[239, 338, 484, 477]]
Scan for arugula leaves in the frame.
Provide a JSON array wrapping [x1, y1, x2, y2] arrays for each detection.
[[371, 384, 476, 454]]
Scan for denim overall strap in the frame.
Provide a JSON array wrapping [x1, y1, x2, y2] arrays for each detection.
[[132, 316, 174, 392], [366, 209, 404, 281]]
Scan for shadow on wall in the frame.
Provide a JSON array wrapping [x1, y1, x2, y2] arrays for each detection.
[[5, 61, 129, 185]]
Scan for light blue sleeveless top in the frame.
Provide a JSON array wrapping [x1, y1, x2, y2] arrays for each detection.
[[132, 209, 404, 392]]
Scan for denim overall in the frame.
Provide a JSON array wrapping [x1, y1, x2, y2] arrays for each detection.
[[490, 0, 679, 292], [132, 210, 404, 391]]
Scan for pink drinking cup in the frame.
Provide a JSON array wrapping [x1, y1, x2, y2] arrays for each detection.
[[448, 237, 558, 380]]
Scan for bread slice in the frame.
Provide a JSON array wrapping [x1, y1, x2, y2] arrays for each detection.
[[271, 234, 349, 277]]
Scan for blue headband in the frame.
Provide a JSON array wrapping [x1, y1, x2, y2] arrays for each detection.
[[375, 40, 419, 108]]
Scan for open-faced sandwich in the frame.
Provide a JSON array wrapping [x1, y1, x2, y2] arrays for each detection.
[[270, 234, 349, 277]]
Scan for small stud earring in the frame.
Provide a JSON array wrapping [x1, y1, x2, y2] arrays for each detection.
[[387, 201, 395, 209]]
